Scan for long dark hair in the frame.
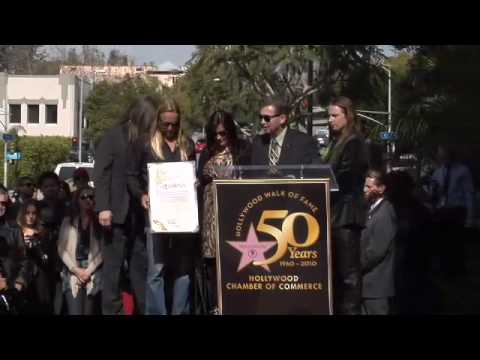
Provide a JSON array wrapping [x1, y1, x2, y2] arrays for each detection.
[[205, 110, 239, 157], [69, 186, 101, 237], [17, 199, 42, 231], [120, 96, 159, 144]]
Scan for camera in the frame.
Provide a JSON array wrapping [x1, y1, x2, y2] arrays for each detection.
[[25, 235, 49, 266]]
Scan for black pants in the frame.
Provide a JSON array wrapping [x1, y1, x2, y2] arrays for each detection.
[[361, 298, 392, 315], [102, 224, 128, 315], [433, 207, 467, 277], [128, 230, 147, 315], [332, 227, 362, 315], [65, 288, 99, 315]]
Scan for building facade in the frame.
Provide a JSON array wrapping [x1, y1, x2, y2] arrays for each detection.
[[60, 65, 184, 87], [0, 72, 91, 138]]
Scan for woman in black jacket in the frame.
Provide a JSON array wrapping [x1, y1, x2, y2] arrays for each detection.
[[323, 96, 368, 315]]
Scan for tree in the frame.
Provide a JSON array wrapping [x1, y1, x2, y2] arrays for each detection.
[[176, 45, 387, 133], [85, 76, 163, 145], [0, 45, 46, 74], [391, 45, 480, 183], [107, 49, 130, 66], [81, 45, 105, 66], [66, 48, 82, 65]]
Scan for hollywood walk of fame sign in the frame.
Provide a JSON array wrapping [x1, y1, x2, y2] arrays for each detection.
[[214, 178, 333, 315]]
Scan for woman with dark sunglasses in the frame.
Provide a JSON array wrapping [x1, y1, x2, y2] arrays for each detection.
[[57, 186, 103, 315], [196, 110, 251, 314]]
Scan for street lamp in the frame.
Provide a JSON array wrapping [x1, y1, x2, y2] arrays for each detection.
[[382, 64, 394, 158], [0, 108, 8, 188], [356, 63, 394, 170]]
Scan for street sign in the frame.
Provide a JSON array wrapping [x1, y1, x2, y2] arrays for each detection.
[[379, 131, 396, 141], [2, 133, 16, 142], [6, 152, 21, 161]]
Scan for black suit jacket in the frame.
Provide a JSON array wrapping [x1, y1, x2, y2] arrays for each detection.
[[360, 199, 397, 298], [327, 133, 368, 229], [0, 220, 29, 289], [251, 128, 319, 166], [93, 123, 130, 225]]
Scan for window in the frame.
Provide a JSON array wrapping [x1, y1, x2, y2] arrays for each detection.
[[27, 104, 39, 124], [9, 104, 21, 124], [46, 104, 58, 124]]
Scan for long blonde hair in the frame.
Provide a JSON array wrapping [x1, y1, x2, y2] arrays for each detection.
[[150, 98, 191, 161]]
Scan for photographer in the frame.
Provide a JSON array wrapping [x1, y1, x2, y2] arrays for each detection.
[[17, 200, 52, 314], [0, 188, 29, 314]]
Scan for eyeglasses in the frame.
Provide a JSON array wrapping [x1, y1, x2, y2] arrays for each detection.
[[80, 194, 94, 201], [215, 131, 227, 137], [160, 122, 180, 129], [259, 113, 282, 123]]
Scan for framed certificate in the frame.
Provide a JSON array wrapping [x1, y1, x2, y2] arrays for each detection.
[[148, 161, 199, 233]]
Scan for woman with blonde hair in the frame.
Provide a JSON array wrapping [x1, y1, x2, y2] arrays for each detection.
[[127, 97, 196, 315]]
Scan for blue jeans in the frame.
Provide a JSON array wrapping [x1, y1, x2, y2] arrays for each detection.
[[145, 229, 191, 315]]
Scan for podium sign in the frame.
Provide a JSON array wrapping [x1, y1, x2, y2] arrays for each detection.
[[214, 178, 333, 315]]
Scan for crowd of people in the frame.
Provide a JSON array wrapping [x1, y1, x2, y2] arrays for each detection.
[[0, 95, 475, 315]]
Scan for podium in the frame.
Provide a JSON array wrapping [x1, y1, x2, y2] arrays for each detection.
[[213, 164, 338, 315]]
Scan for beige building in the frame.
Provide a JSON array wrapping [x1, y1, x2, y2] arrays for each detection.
[[0, 72, 91, 138], [60, 65, 184, 87]]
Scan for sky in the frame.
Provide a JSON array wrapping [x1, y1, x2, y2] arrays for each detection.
[[49, 45, 394, 69], [49, 45, 197, 69], [96, 45, 197, 69]]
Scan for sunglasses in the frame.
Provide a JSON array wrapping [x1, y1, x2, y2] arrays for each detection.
[[259, 113, 282, 123], [0, 201, 8, 206], [22, 183, 34, 187], [160, 122, 180, 129], [80, 194, 94, 201], [215, 131, 227, 137]]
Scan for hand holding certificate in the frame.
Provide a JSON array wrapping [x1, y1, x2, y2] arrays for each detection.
[[148, 161, 199, 233]]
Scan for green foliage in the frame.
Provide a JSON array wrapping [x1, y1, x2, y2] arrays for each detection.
[[175, 45, 386, 133], [85, 76, 163, 145], [393, 46, 480, 154], [0, 136, 70, 187]]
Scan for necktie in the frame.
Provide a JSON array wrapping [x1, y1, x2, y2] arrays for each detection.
[[269, 139, 280, 166]]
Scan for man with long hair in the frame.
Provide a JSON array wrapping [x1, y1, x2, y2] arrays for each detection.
[[94, 96, 158, 315]]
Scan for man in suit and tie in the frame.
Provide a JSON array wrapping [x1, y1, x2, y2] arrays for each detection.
[[360, 169, 397, 315], [251, 99, 319, 168]]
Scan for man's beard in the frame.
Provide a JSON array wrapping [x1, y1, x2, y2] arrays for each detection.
[[365, 192, 381, 206]]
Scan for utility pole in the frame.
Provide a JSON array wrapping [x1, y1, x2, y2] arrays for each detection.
[[1, 100, 8, 188], [382, 64, 393, 170], [78, 76, 83, 163], [307, 60, 313, 136]]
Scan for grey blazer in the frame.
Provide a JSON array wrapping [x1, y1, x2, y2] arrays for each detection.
[[361, 199, 397, 298]]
